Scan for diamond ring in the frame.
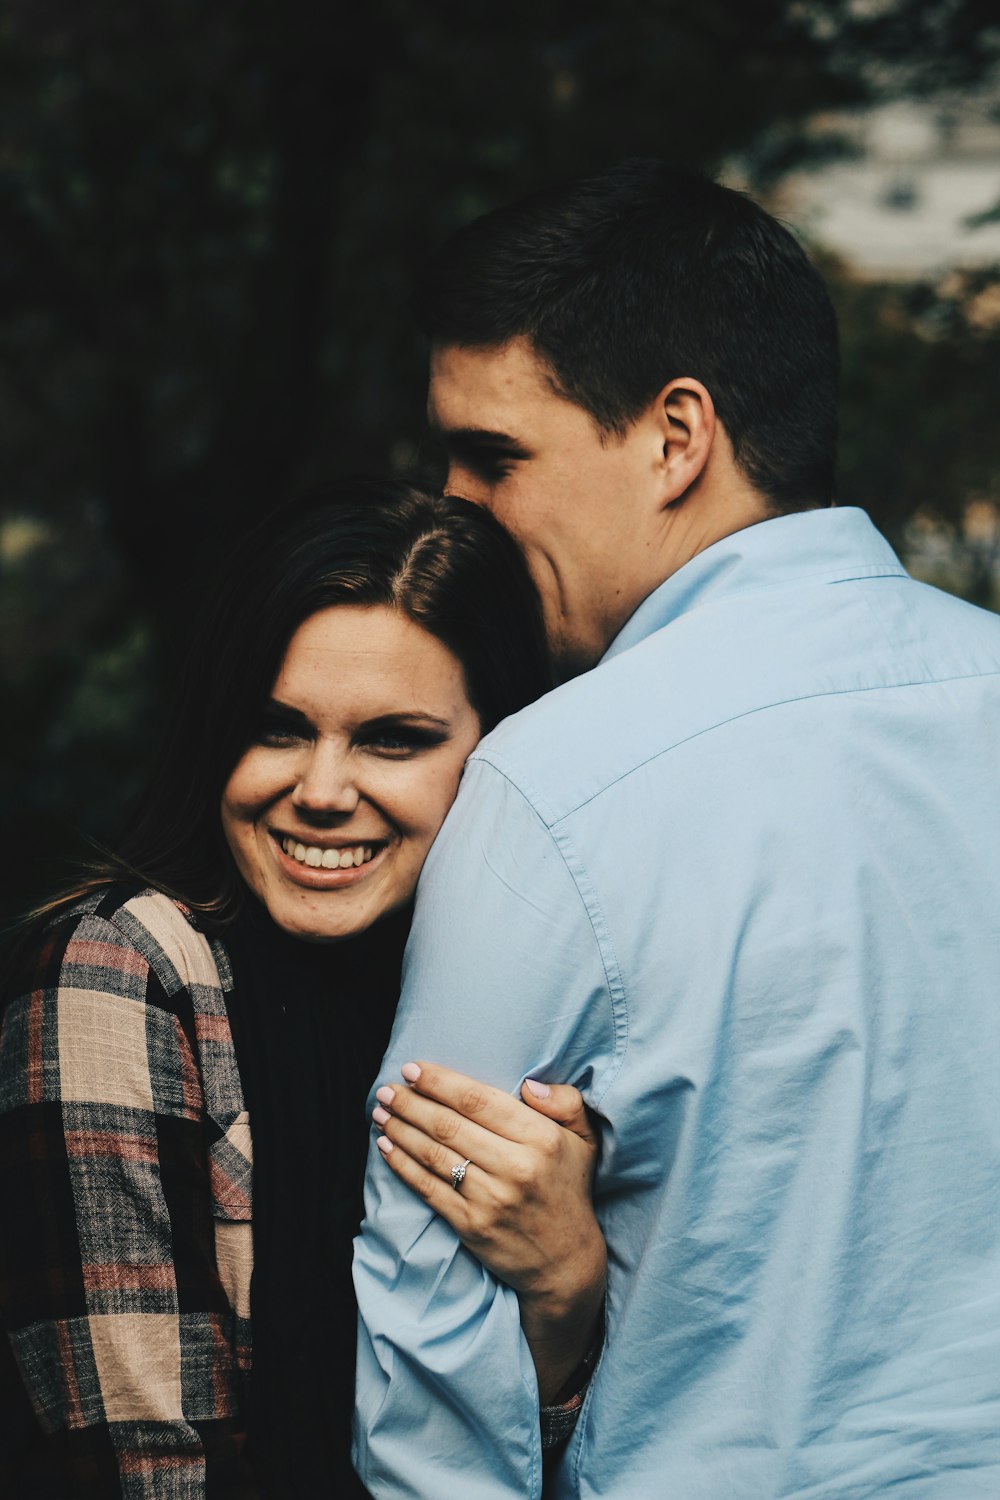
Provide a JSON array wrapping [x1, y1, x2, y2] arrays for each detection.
[[451, 1157, 471, 1191]]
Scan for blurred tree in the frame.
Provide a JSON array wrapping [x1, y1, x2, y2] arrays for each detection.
[[833, 260, 1000, 605], [2, 0, 998, 922]]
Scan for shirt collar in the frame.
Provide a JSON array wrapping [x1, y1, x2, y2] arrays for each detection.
[[602, 506, 905, 664]]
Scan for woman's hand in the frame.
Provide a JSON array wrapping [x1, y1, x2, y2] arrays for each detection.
[[372, 1061, 605, 1402]]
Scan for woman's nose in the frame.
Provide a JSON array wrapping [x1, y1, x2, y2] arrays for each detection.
[[291, 743, 360, 820]]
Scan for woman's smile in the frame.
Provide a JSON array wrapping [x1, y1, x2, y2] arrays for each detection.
[[269, 830, 388, 885], [277, 833, 379, 869]]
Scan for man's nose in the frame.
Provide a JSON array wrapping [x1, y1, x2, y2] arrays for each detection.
[[291, 742, 360, 821]]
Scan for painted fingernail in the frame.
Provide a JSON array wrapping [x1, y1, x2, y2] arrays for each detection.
[[376, 1086, 395, 1107], [401, 1062, 421, 1083], [372, 1105, 391, 1126], [376, 1135, 393, 1156], [524, 1078, 551, 1098]]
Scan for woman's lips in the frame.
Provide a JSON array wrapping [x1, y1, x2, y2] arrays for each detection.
[[269, 831, 388, 887]]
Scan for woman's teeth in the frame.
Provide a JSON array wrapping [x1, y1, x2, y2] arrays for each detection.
[[281, 838, 374, 869]]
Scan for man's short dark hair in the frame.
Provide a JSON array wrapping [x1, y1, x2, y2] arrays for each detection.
[[414, 159, 839, 511]]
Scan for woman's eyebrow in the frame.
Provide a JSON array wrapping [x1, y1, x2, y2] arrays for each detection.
[[364, 712, 451, 730], [264, 703, 451, 731], [264, 698, 312, 726]]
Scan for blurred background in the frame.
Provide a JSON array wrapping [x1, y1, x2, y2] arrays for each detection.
[[3, 0, 1000, 928]]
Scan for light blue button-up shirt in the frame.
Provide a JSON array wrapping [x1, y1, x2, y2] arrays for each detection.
[[354, 507, 1000, 1499]]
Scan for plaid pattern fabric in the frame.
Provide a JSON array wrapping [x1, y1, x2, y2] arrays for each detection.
[[0, 886, 257, 1497]]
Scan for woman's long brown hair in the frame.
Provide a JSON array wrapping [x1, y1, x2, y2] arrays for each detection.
[[14, 478, 552, 944]]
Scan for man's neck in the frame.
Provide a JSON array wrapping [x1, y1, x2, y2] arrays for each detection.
[[556, 496, 777, 678]]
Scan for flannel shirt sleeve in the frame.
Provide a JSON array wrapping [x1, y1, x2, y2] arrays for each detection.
[[0, 901, 259, 1498]]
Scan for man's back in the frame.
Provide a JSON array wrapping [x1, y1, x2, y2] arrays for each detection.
[[355, 508, 1000, 1498]]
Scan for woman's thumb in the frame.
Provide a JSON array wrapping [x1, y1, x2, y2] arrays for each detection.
[[520, 1079, 593, 1142]]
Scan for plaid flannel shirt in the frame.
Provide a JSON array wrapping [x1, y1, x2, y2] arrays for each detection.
[[0, 885, 257, 1498]]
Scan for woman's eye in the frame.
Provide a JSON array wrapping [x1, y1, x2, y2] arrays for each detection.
[[258, 730, 303, 748], [364, 728, 446, 756], [253, 717, 310, 748]]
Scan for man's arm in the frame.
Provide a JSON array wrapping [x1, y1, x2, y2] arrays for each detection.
[[353, 757, 619, 1499], [369, 1059, 607, 1401]]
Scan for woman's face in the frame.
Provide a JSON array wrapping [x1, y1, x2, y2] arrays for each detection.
[[221, 604, 481, 942]]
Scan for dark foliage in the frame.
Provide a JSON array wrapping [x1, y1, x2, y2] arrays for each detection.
[[2, 0, 998, 925]]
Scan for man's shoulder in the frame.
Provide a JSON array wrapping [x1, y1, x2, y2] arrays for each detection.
[[473, 568, 1000, 825], [469, 639, 690, 824]]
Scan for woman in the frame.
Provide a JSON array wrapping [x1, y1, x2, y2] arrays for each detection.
[[0, 480, 605, 1498]]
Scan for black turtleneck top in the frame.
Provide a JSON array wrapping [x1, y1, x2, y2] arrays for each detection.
[[224, 898, 409, 1500]]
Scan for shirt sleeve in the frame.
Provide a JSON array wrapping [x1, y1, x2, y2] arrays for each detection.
[[353, 757, 619, 1500], [0, 906, 259, 1498]]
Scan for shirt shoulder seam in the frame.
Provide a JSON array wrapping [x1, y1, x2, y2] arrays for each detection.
[[486, 662, 1000, 826], [464, 758, 628, 1105]]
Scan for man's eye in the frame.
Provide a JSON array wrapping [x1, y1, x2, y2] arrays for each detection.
[[472, 455, 514, 481], [450, 449, 516, 484]]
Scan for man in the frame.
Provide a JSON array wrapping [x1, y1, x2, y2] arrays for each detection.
[[353, 161, 1000, 1497]]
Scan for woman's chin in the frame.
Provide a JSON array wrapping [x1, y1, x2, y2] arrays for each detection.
[[257, 886, 411, 945], [265, 904, 372, 943]]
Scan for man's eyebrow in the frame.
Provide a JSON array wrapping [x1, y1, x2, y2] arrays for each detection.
[[431, 426, 529, 455]]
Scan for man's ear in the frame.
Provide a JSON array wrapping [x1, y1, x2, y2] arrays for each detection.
[[656, 377, 716, 504]]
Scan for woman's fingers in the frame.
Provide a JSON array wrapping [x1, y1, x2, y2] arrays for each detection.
[[520, 1080, 595, 1145], [374, 1084, 532, 1179], [375, 1103, 488, 1188], [393, 1060, 594, 1147], [396, 1061, 552, 1145], [373, 1065, 606, 1304], [374, 1133, 473, 1233], [373, 1063, 597, 1185]]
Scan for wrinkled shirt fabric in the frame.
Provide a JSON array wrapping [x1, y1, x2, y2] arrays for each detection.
[[353, 507, 1000, 1499]]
